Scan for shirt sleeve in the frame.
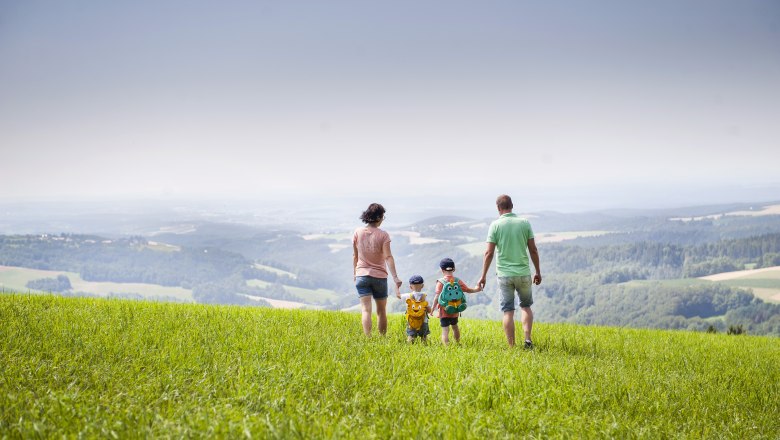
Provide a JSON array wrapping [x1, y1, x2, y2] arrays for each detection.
[[435, 281, 443, 294], [486, 221, 497, 243]]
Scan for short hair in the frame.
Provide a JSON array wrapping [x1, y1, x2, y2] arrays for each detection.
[[496, 194, 513, 210], [360, 203, 386, 224]]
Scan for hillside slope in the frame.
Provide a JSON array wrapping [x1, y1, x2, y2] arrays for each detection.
[[1, 294, 778, 438]]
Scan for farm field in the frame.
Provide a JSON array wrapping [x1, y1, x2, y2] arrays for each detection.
[[246, 278, 341, 306], [534, 230, 611, 243], [301, 232, 354, 251], [1, 294, 778, 438], [620, 267, 780, 304], [241, 294, 313, 309], [458, 230, 611, 257], [253, 263, 297, 279], [0, 265, 193, 301], [670, 203, 780, 221], [283, 285, 341, 303], [699, 266, 780, 303]]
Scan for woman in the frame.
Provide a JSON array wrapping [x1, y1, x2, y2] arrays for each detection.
[[352, 202, 402, 336]]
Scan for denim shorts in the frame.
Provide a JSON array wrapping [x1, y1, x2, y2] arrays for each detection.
[[355, 276, 388, 300], [498, 275, 533, 312]]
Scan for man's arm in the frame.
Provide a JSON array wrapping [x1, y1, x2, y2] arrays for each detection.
[[477, 242, 496, 291], [528, 238, 542, 285]]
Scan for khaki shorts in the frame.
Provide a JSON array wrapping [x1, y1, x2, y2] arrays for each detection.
[[498, 276, 533, 312]]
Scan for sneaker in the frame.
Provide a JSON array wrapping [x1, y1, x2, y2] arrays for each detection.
[[523, 340, 533, 350]]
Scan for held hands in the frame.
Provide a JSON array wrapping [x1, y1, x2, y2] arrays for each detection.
[[477, 276, 486, 292], [533, 273, 542, 285]]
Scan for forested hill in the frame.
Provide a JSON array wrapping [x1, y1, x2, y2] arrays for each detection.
[[543, 233, 780, 280]]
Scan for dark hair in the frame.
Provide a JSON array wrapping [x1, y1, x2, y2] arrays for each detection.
[[496, 194, 513, 210], [360, 203, 386, 224]]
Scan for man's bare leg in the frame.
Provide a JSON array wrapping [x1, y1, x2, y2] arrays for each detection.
[[503, 310, 516, 347], [521, 306, 534, 346]]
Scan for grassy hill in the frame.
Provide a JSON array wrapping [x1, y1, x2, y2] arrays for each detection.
[[1, 294, 778, 439]]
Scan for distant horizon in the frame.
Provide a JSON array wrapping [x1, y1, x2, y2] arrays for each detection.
[[2, 180, 778, 214]]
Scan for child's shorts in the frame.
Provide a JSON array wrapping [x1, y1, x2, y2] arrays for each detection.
[[407, 322, 430, 337], [439, 317, 459, 327]]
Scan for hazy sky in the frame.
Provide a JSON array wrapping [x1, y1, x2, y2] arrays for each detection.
[[2, 1, 779, 209]]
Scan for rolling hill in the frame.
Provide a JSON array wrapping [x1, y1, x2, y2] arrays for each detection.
[[1, 294, 778, 438]]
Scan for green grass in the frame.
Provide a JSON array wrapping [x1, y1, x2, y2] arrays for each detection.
[[1, 294, 778, 439]]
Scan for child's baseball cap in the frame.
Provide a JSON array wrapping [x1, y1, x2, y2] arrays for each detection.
[[409, 275, 424, 285], [439, 257, 455, 271]]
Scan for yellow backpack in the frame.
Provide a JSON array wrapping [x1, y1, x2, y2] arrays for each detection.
[[405, 293, 428, 331]]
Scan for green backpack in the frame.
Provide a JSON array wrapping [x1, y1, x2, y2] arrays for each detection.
[[438, 277, 467, 314]]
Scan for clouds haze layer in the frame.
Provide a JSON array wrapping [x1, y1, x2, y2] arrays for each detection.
[[1, 1, 779, 210]]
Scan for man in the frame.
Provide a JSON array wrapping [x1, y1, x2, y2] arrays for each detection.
[[477, 194, 542, 348]]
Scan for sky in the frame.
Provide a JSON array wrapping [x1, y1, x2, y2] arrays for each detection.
[[1, 1, 779, 211]]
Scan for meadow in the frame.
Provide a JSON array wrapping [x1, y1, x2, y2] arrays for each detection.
[[0, 266, 193, 301], [1, 294, 778, 439]]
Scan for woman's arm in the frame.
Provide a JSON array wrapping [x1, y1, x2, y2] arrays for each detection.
[[382, 240, 402, 289], [352, 239, 359, 282]]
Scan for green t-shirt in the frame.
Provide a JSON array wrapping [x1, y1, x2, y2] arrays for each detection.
[[486, 213, 535, 277]]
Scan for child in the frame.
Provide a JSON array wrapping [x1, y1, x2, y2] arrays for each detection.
[[431, 257, 481, 345], [396, 275, 432, 343]]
